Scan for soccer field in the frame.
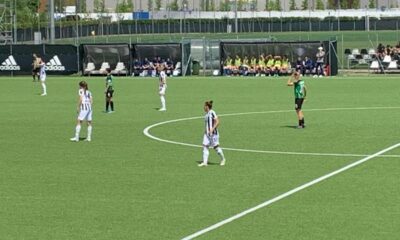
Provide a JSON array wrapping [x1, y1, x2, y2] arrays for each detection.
[[1, 75, 400, 239]]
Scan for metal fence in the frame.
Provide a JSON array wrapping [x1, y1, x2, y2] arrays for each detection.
[[15, 18, 400, 43]]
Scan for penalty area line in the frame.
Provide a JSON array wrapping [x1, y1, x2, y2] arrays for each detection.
[[180, 142, 400, 240]]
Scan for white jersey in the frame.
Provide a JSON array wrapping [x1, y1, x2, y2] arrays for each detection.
[[79, 89, 92, 111], [159, 71, 167, 87], [316, 51, 325, 63], [159, 71, 167, 95], [205, 110, 218, 135], [39, 63, 46, 81]]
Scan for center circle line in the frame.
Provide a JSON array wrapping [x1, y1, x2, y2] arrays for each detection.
[[143, 106, 400, 158]]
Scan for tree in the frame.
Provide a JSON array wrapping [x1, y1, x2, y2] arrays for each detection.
[[289, 0, 297, 10], [116, 0, 133, 12], [237, 0, 245, 11], [351, 0, 360, 9], [169, 0, 179, 10], [250, 0, 258, 11], [266, 0, 274, 11], [340, 0, 348, 9], [155, 0, 162, 10], [182, 0, 189, 9], [200, 0, 205, 10], [16, 0, 40, 28], [326, 0, 336, 9], [148, 0, 153, 11], [316, 0, 325, 10], [301, 0, 308, 10], [80, 0, 87, 12], [219, 0, 230, 11], [368, 0, 376, 8], [274, 0, 282, 10], [210, 0, 216, 11], [94, 0, 105, 12]]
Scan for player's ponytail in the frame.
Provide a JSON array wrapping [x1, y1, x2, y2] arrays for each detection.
[[205, 100, 213, 109]]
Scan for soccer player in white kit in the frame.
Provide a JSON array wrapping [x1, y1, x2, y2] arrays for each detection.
[[199, 100, 226, 167], [158, 65, 167, 111], [39, 59, 47, 96], [70, 81, 93, 142]]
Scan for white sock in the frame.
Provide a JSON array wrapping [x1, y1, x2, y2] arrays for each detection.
[[87, 125, 92, 139], [160, 95, 166, 109], [203, 147, 209, 164], [41, 82, 47, 94], [215, 147, 225, 161], [75, 125, 81, 139]]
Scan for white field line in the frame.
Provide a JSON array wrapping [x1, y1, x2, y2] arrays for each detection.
[[143, 106, 400, 158], [181, 142, 400, 240]]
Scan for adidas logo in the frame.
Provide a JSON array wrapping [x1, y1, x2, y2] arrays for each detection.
[[0, 55, 20, 71], [46, 55, 65, 71]]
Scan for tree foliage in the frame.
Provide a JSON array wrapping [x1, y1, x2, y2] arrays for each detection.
[[210, 0, 216, 11], [274, 0, 282, 10], [316, 0, 325, 10], [237, 0, 245, 11], [116, 0, 133, 13], [326, 0, 335, 9], [289, 0, 297, 10], [155, 0, 162, 10], [94, 0, 106, 12], [301, 0, 308, 10], [219, 0, 230, 11], [16, 0, 40, 28], [169, 0, 179, 11], [147, 0, 153, 11], [368, 0, 376, 9]]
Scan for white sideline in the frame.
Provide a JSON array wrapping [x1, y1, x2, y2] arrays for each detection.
[[181, 142, 400, 240]]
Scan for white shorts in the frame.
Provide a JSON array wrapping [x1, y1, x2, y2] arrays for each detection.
[[78, 110, 92, 121], [203, 133, 220, 148], [159, 85, 167, 95], [40, 75, 46, 82]]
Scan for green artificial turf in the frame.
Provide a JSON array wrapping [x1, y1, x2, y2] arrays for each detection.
[[1, 75, 400, 239]]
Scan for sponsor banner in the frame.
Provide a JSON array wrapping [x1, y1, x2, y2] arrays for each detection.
[[45, 55, 66, 71], [43, 45, 79, 74], [0, 44, 78, 75], [0, 55, 21, 71]]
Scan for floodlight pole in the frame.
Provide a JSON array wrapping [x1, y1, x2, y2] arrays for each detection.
[[234, 0, 238, 34], [337, 0, 340, 31], [49, 0, 55, 44], [13, 0, 17, 44]]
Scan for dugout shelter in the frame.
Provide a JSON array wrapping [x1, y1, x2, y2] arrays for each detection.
[[220, 40, 338, 76], [81, 44, 131, 76], [132, 42, 191, 76]]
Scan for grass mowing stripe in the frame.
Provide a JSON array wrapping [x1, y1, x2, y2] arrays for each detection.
[[181, 142, 400, 240]]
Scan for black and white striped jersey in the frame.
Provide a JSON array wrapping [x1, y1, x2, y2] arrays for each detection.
[[205, 110, 218, 135], [79, 89, 92, 111]]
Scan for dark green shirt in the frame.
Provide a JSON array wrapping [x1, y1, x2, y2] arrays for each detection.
[[294, 80, 305, 99], [106, 74, 114, 91]]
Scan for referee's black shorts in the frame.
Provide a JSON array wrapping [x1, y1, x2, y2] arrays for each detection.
[[106, 89, 114, 98], [295, 98, 304, 110]]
